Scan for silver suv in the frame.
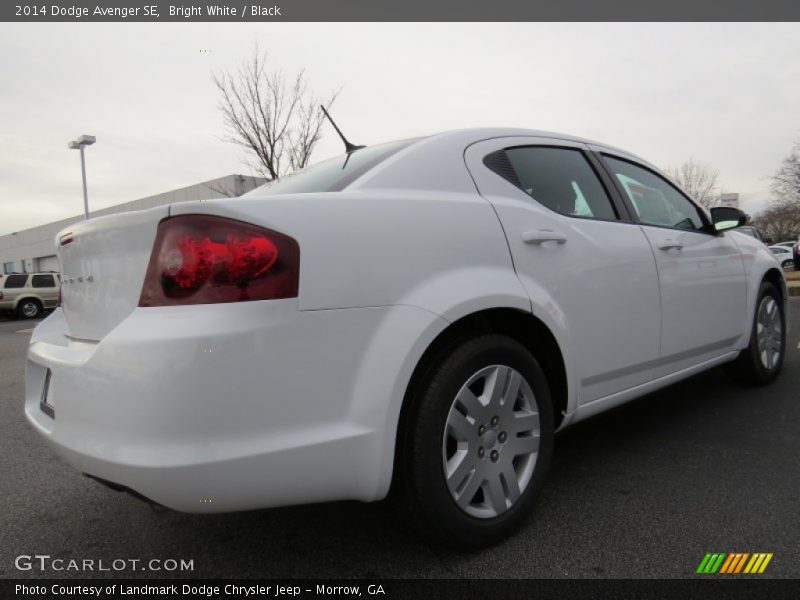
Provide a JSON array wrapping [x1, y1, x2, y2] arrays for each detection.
[[0, 272, 60, 319]]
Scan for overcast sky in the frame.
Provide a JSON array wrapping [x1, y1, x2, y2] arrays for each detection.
[[1, 22, 798, 235]]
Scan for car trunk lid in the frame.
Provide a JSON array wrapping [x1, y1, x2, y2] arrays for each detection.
[[57, 206, 169, 341]]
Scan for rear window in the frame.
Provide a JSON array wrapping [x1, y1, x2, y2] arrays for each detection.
[[244, 138, 420, 197], [32, 274, 56, 288], [3, 274, 28, 288]]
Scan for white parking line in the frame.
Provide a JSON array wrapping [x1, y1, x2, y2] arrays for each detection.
[[16, 328, 34, 334]]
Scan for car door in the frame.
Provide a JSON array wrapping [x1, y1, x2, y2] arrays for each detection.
[[596, 151, 748, 377], [464, 138, 661, 404]]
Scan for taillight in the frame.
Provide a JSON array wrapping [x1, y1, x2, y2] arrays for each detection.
[[0, 291, 4, 300], [139, 215, 299, 307], [56, 288, 61, 307]]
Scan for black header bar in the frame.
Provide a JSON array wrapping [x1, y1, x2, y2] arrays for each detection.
[[3, 0, 800, 22]]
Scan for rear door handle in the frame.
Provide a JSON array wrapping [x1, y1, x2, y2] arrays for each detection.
[[521, 229, 568, 245], [657, 239, 683, 251]]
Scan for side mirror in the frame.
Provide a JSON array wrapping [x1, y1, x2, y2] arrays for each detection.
[[710, 206, 747, 232]]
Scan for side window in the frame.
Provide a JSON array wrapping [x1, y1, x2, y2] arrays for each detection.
[[32, 275, 56, 288], [604, 156, 705, 231], [3, 274, 28, 288], [484, 147, 618, 221]]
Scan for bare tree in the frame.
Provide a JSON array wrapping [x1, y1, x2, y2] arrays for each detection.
[[752, 201, 800, 243], [770, 138, 800, 205], [665, 159, 720, 208], [751, 137, 800, 243], [214, 47, 338, 181]]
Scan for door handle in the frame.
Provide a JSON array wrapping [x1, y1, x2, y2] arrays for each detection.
[[521, 230, 568, 245], [657, 239, 683, 251]]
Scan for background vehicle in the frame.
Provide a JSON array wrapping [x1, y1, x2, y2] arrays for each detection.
[[25, 129, 786, 547], [0, 271, 60, 319], [769, 245, 795, 269], [734, 225, 767, 244]]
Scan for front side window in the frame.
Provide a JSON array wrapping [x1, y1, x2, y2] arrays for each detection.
[[3, 274, 28, 288], [31, 274, 56, 288], [484, 147, 618, 221], [604, 156, 705, 231]]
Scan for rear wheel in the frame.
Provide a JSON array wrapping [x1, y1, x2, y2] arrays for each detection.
[[17, 299, 42, 319], [781, 259, 793, 269], [727, 281, 785, 384], [395, 334, 554, 548]]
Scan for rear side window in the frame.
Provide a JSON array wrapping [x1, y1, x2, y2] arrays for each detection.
[[32, 275, 56, 288], [484, 147, 618, 221], [3, 274, 28, 288]]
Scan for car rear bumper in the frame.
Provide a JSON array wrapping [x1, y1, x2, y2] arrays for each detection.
[[25, 302, 442, 513]]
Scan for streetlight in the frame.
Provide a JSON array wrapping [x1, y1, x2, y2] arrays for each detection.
[[68, 134, 96, 219]]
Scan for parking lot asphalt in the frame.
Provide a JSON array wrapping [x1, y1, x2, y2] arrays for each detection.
[[1, 304, 799, 580]]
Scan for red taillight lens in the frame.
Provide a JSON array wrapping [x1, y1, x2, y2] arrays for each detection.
[[139, 215, 299, 307], [56, 288, 61, 307]]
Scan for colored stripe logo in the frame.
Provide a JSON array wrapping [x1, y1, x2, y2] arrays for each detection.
[[696, 552, 773, 574]]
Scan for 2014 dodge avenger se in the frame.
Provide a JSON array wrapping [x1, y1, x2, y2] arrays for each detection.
[[25, 128, 787, 546]]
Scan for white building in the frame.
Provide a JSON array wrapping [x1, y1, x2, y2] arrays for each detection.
[[0, 174, 265, 274], [719, 193, 739, 208]]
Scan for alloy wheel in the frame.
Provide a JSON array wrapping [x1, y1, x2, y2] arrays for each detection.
[[756, 295, 782, 370], [441, 365, 540, 519]]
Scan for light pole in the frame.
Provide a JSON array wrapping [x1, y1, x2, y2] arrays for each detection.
[[68, 135, 96, 219]]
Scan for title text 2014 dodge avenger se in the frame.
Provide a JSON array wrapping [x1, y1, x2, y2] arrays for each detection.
[[25, 129, 787, 547]]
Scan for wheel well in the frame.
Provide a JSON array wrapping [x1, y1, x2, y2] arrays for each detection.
[[763, 268, 784, 302], [17, 297, 42, 308], [394, 308, 568, 482]]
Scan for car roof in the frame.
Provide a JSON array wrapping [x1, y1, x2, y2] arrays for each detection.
[[349, 127, 653, 195]]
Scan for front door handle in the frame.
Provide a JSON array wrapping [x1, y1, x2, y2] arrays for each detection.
[[657, 239, 683, 251], [521, 229, 568, 245]]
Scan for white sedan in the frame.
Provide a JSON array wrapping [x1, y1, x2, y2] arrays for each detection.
[[25, 128, 787, 547], [769, 245, 795, 269]]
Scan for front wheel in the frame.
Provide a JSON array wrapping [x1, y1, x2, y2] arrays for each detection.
[[395, 334, 554, 548], [727, 281, 785, 384], [781, 259, 793, 269]]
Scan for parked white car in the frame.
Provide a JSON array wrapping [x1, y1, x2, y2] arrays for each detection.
[[25, 128, 787, 547], [769, 245, 795, 269]]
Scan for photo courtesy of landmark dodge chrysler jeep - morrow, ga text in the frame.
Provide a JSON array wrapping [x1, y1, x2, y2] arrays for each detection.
[[25, 128, 787, 547]]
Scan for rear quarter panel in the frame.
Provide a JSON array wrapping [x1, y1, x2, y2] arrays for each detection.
[[168, 191, 531, 319]]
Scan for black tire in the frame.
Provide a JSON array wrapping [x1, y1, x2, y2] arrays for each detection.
[[16, 298, 42, 319], [395, 334, 554, 548], [781, 259, 793, 269], [727, 281, 785, 385]]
